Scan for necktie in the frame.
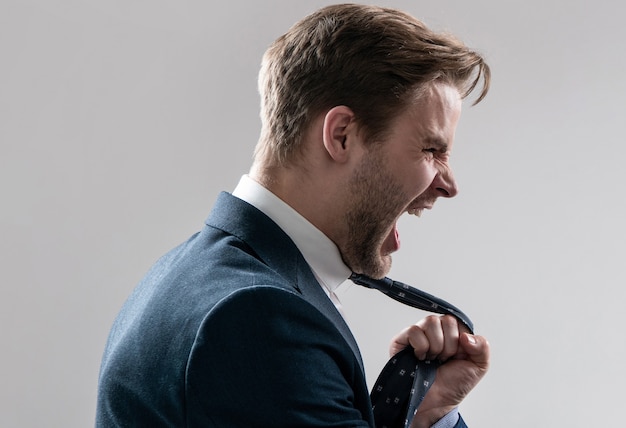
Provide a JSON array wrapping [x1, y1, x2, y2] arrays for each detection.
[[349, 273, 474, 428]]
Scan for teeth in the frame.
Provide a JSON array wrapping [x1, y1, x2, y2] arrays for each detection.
[[407, 208, 423, 217]]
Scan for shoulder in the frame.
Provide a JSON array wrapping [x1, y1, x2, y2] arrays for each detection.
[[192, 285, 343, 351], [186, 284, 361, 383], [184, 285, 372, 427]]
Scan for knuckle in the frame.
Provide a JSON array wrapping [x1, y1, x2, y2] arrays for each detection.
[[441, 314, 458, 328], [407, 324, 423, 335], [417, 314, 441, 329]]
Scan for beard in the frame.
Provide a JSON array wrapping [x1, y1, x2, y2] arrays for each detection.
[[341, 148, 408, 278]]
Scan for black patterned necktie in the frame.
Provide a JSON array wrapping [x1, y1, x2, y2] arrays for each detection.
[[349, 273, 474, 428]]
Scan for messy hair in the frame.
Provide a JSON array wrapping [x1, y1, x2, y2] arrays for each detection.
[[255, 3, 490, 167]]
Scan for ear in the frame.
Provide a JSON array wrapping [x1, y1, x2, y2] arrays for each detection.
[[322, 106, 357, 163]]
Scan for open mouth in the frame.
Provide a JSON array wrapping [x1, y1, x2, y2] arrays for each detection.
[[406, 201, 433, 217], [407, 207, 424, 217], [382, 204, 432, 255]]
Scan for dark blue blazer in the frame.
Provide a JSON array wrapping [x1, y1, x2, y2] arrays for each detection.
[[96, 192, 374, 427]]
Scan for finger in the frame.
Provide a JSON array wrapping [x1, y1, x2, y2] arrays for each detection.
[[438, 315, 461, 362], [458, 333, 490, 371], [389, 324, 429, 359], [390, 316, 471, 361], [416, 315, 445, 360], [389, 325, 412, 356]]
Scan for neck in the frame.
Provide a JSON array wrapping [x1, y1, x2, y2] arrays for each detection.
[[249, 161, 347, 248]]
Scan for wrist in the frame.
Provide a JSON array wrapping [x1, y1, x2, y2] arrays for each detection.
[[412, 405, 456, 428]]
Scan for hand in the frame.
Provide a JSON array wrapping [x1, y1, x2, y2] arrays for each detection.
[[389, 315, 490, 428]]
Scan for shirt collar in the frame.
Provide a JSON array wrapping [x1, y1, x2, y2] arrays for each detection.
[[232, 175, 351, 293]]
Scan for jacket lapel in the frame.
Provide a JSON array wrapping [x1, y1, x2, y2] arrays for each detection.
[[294, 259, 365, 371], [206, 192, 364, 372]]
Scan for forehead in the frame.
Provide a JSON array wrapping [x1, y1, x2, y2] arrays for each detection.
[[410, 83, 462, 123], [392, 83, 463, 146]]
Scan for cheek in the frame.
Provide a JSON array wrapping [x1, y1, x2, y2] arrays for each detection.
[[409, 162, 438, 195]]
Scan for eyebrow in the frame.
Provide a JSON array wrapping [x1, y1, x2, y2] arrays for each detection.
[[425, 136, 449, 153]]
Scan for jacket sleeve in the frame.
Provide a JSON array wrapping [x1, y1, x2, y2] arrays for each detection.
[[455, 415, 467, 428], [184, 286, 373, 428]]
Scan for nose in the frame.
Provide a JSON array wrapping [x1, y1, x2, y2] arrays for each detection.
[[432, 168, 458, 198]]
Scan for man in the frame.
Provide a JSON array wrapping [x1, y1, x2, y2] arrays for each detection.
[[97, 4, 491, 427]]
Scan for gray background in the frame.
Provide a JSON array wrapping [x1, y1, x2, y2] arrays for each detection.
[[2, 0, 625, 426]]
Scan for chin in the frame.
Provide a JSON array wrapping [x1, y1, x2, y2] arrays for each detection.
[[361, 255, 392, 279], [378, 255, 393, 278]]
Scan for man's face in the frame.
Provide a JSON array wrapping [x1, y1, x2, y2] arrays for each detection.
[[341, 83, 462, 278]]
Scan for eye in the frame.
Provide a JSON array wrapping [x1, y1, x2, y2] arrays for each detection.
[[423, 148, 439, 157], [423, 147, 450, 162]]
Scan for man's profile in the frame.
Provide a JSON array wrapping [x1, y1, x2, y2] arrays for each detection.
[[96, 4, 491, 427]]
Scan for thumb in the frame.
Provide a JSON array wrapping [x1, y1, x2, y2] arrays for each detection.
[[460, 333, 490, 370]]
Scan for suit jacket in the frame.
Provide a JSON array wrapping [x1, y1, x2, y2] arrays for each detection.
[[96, 192, 374, 427]]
